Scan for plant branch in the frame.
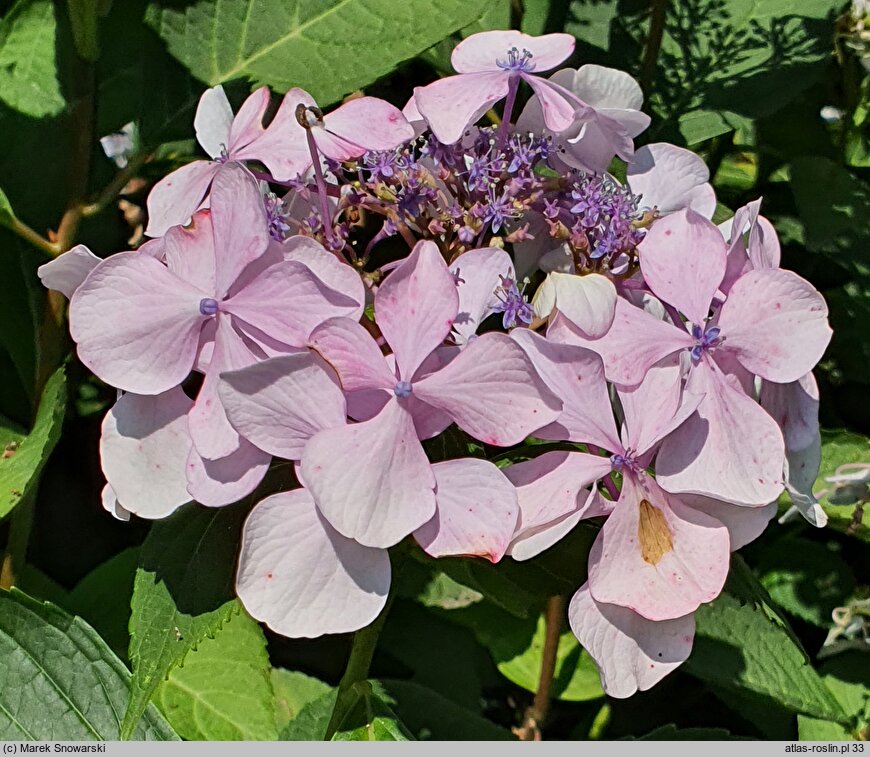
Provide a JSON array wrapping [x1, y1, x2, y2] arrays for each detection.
[[640, 0, 668, 97], [82, 152, 151, 218], [1, 216, 59, 257], [0, 494, 36, 591]]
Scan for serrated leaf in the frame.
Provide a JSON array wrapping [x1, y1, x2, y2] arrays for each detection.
[[379, 680, 514, 741], [122, 502, 248, 739], [0, 589, 177, 740], [798, 654, 870, 740], [0, 365, 66, 518], [154, 605, 277, 740], [145, 0, 496, 105], [686, 557, 848, 723], [0, 0, 65, 117], [331, 681, 412, 742], [272, 669, 332, 733], [279, 688, 337, 741]]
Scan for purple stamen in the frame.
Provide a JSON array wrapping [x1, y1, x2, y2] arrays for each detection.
[[394, 380, 413, 399], [492, 275, 533, 329], [611, 449, 639, 472], [690, 323, 723, 362], [199, 298, 219, 316], [496, 47, 535, 73]]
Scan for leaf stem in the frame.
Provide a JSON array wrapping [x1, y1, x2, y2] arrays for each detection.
[[1, 216, 59, 257], [81, 152, 151, 218], [639, 0, 668, 97], [516, 595, 565, 740], [0, 494, 36, 591]]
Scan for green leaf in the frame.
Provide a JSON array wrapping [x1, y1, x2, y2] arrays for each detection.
[[379, 680, 515, 740], [757, 538, 856, 627], [279, 688, 337, 741], [0, 187, 15, 227], [563, 0, 623, 55], [0, 589, 177, 740], [0, 0, 65, 117], [686, 557, 848, 723], [66, 547, 139, 660], [331, 681, 412, 741], [145, 0, 497, 105], [272, 669, 332, 733], [0, 365, 66, 518], [154, 605, 277, 740], [66, 0, 103, 62], [122, 502, 248, 739], [636, 724, 751, 740], [650, 0, 842, 144], [798, 653, 870, 740]]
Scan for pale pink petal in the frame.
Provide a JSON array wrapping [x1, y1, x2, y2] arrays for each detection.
[[37, 244, 101, 299], [189, 317, 261, 460], [571, 64, 644, 111], [414, 332, 561, 446], [194, 85, 234, 159], [209, 163, 270, 297], [627, 144, 716, 218], [451, 30, 574, 73], [227, 86, 271, 153], [161, 209, 216, 294], [548, 298, 691, 387], [657, 360, 786, 506], [219, 352, 346, 459], [100, 388, 193, 519], [225, 260, 360, 349], [376, 240, 458, 380], [321, 97, 414, 154], [70, 252, 206, 394], [569, 583, 695, 699], [402, 95, 426, 136], [679, 495, 777, 550], [414, 459, 519, 562], [185, 438, 270, 507], [639, 209, 726, 324], [716, 269, 832, 384], [783, 435, 827, 527], [232, 87, 314, 180], [505, 451, 613, 560], [557, 113, 638, 172], [759, 373, 819, 452], [145, 160, 217, 237], [449, 247, 515, 344], [236, 489, 390, 638], [524, 75, 584, 134], [588, 473, 730, 620], [300, 399, 436, 548], [413, 73, 510, 145], [282, 236, 365, 318], [510, 328, 620, 451], [309, 317, 395, 392], [748, 213, 781, 269], [101, 484, 131, 522], [532, 272, 617, 338]]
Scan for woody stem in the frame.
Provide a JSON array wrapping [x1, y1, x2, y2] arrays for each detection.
[[305, 130, 336, 245]]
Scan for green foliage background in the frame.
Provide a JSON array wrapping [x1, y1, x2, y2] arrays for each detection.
[[0, 0, 868, 742]]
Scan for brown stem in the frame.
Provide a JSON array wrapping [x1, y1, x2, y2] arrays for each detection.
[[2, 216, 59, 257], [639, 0, 668, 97], [81, 152, 151, 218], [0, 494, 35, 591], [516, 595, 566, 741]]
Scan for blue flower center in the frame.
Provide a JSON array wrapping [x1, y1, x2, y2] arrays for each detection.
[[199, 298, 219, 316], [394, 380, 413, 399], [496, 47, 535, 73], [690, 324, 723, 363], [611, 450, 640, 473]]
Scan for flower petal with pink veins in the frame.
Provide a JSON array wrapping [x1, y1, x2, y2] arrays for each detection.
[[37, 244, 100, 299], [321, 97, 414, 153], [569, 583, 695, 699], [548, 297, 691, 387], [185, 438, 270, 507], [301, 399, 436, 548], [450, 247, 514, 345], [413, 73, 510, 145], [639, 209, 726, 325], [161, 210, 217, 294], [588, 473, 730, 620], [523, 76, 583, 135], [415, 458, 519, 562], [145, 160, 217, 237], [209, 164, 270, 297], [100, 388, 193, 519], [511, 328, 620, 450], [505, 451, 613, 560], [282, 236, 365, 318], [193, 85, 234, 160], [309, 317, 395, 393], [678, 495, 777, 551], [227, 86, 271, 152], [225, 260, 360, 350], [414, 332, 561, 446], [236, 489, 390, 638], [628, 144, 716, 218], [376, 240, 459, 380], [220, 352, 346, 459], [716, 268, 832, 384], [532, 272, 617, 339], [70, 252, 206, 394], [451, 30, 574, 73], [657, 360, 785, 506]]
